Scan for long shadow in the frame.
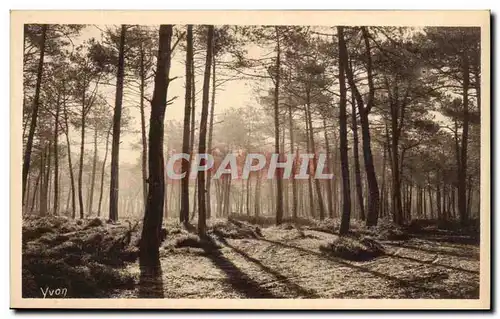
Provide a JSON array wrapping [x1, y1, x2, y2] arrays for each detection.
[[386, 252, 479, 275], [409, 232, 480, 246], [257, 238, 476, 299], [183, 222, 197, 234], [138, 259, 164, 298], [201, 236, 279, 299], [383, 241, 480, 260], [215, 234, 320, 298]]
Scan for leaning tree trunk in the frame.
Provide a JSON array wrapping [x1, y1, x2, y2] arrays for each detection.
[[109, 24, 127, 222], [341, 27, 380, 226], [23, 24, 47, 205], [337, 26, 352, 236], [140, 25, 173, 267], [180, 25, 193, 225], [197, 25, 214, 237]]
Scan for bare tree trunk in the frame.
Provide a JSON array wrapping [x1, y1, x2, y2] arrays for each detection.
[[23, 24, 47, 204], [63, 99, 76, 219], [87, 126, 98, 215], [30, 170, 41, 213], [97, 125, 111, 217], [273, 26, 284, 225], [139, 41, 148, 211], [288, 104, 298, 220], [304, 108, 315, 218], [350, 93, 365, 221], [140, 25, 172, 268], [337, 26, 352, 235], [53, 93, 60, 215], [322, 118, 334, 218], [206, 57, 216, 220], [180, 25, 193, 224], [197, 25, 214, 237], [109, 24, 127, 222]]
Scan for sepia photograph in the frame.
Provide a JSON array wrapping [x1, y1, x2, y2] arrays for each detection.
[[10, 10, 490, 309]]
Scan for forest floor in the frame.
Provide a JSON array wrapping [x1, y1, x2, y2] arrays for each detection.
[[22, 215, 480, 299]]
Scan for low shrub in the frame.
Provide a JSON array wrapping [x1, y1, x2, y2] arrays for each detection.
[[319, 236, 385, 261]]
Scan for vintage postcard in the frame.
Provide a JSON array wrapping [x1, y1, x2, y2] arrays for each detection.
[[10, 10, 490, 310]]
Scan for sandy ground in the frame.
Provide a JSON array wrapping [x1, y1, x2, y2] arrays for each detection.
[[114, 226, 480, 299]]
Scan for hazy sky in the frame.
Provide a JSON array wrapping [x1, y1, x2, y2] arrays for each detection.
[[74, 25, 264, 166]]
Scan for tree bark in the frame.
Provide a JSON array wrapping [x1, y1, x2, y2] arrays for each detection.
[[197, 25, 214, 237], [305, 95, 325, 220], [350, 93, 365, 221], [273, 26, 284, 225], [62, 94, 76, 218], [322, 118, 334, 218], [180, 25, 193, 225], [97, 125, 111, 217], [337, 26, 352, 235], [87, 126, 98, 215], [206, 56, 217, 220], [53, 92, 60, 215], [140, 25, 172, 267], [109, 24, 127, 222], [139, 41, 148, 211]]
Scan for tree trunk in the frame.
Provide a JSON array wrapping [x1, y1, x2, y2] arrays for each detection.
[[206, 55, 217, 220], [350, 93, 365, 221], [197, 25, 214, 237], [304, 108, 315, 218], [322, 118, 334, 218], [273, 26, 284, 225], [139, 41, 148, 211], [53, 93, 60, 215], [337, 26, 352, 236], [140, 25, 172, 267], [458, 49, 470, 226], [23, 24, 47, 205], [180, 25, 193, 225], [305, 95, 326, 220], [108, 25, 127, 222], [63, 99, 76, 219], [97, 125, 111, 217], [87, 126, 98, 215]]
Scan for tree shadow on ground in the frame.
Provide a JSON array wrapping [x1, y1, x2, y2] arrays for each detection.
[[408, 232, 480, 245], [138, 259, 164, 298], [201, 236, 279, 298], [382, 241, 480, 260], [183, 222, 197, 234], [215, 234, 320, 298], [257, 238, 477, 299], [386, 252, 479, 274]]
